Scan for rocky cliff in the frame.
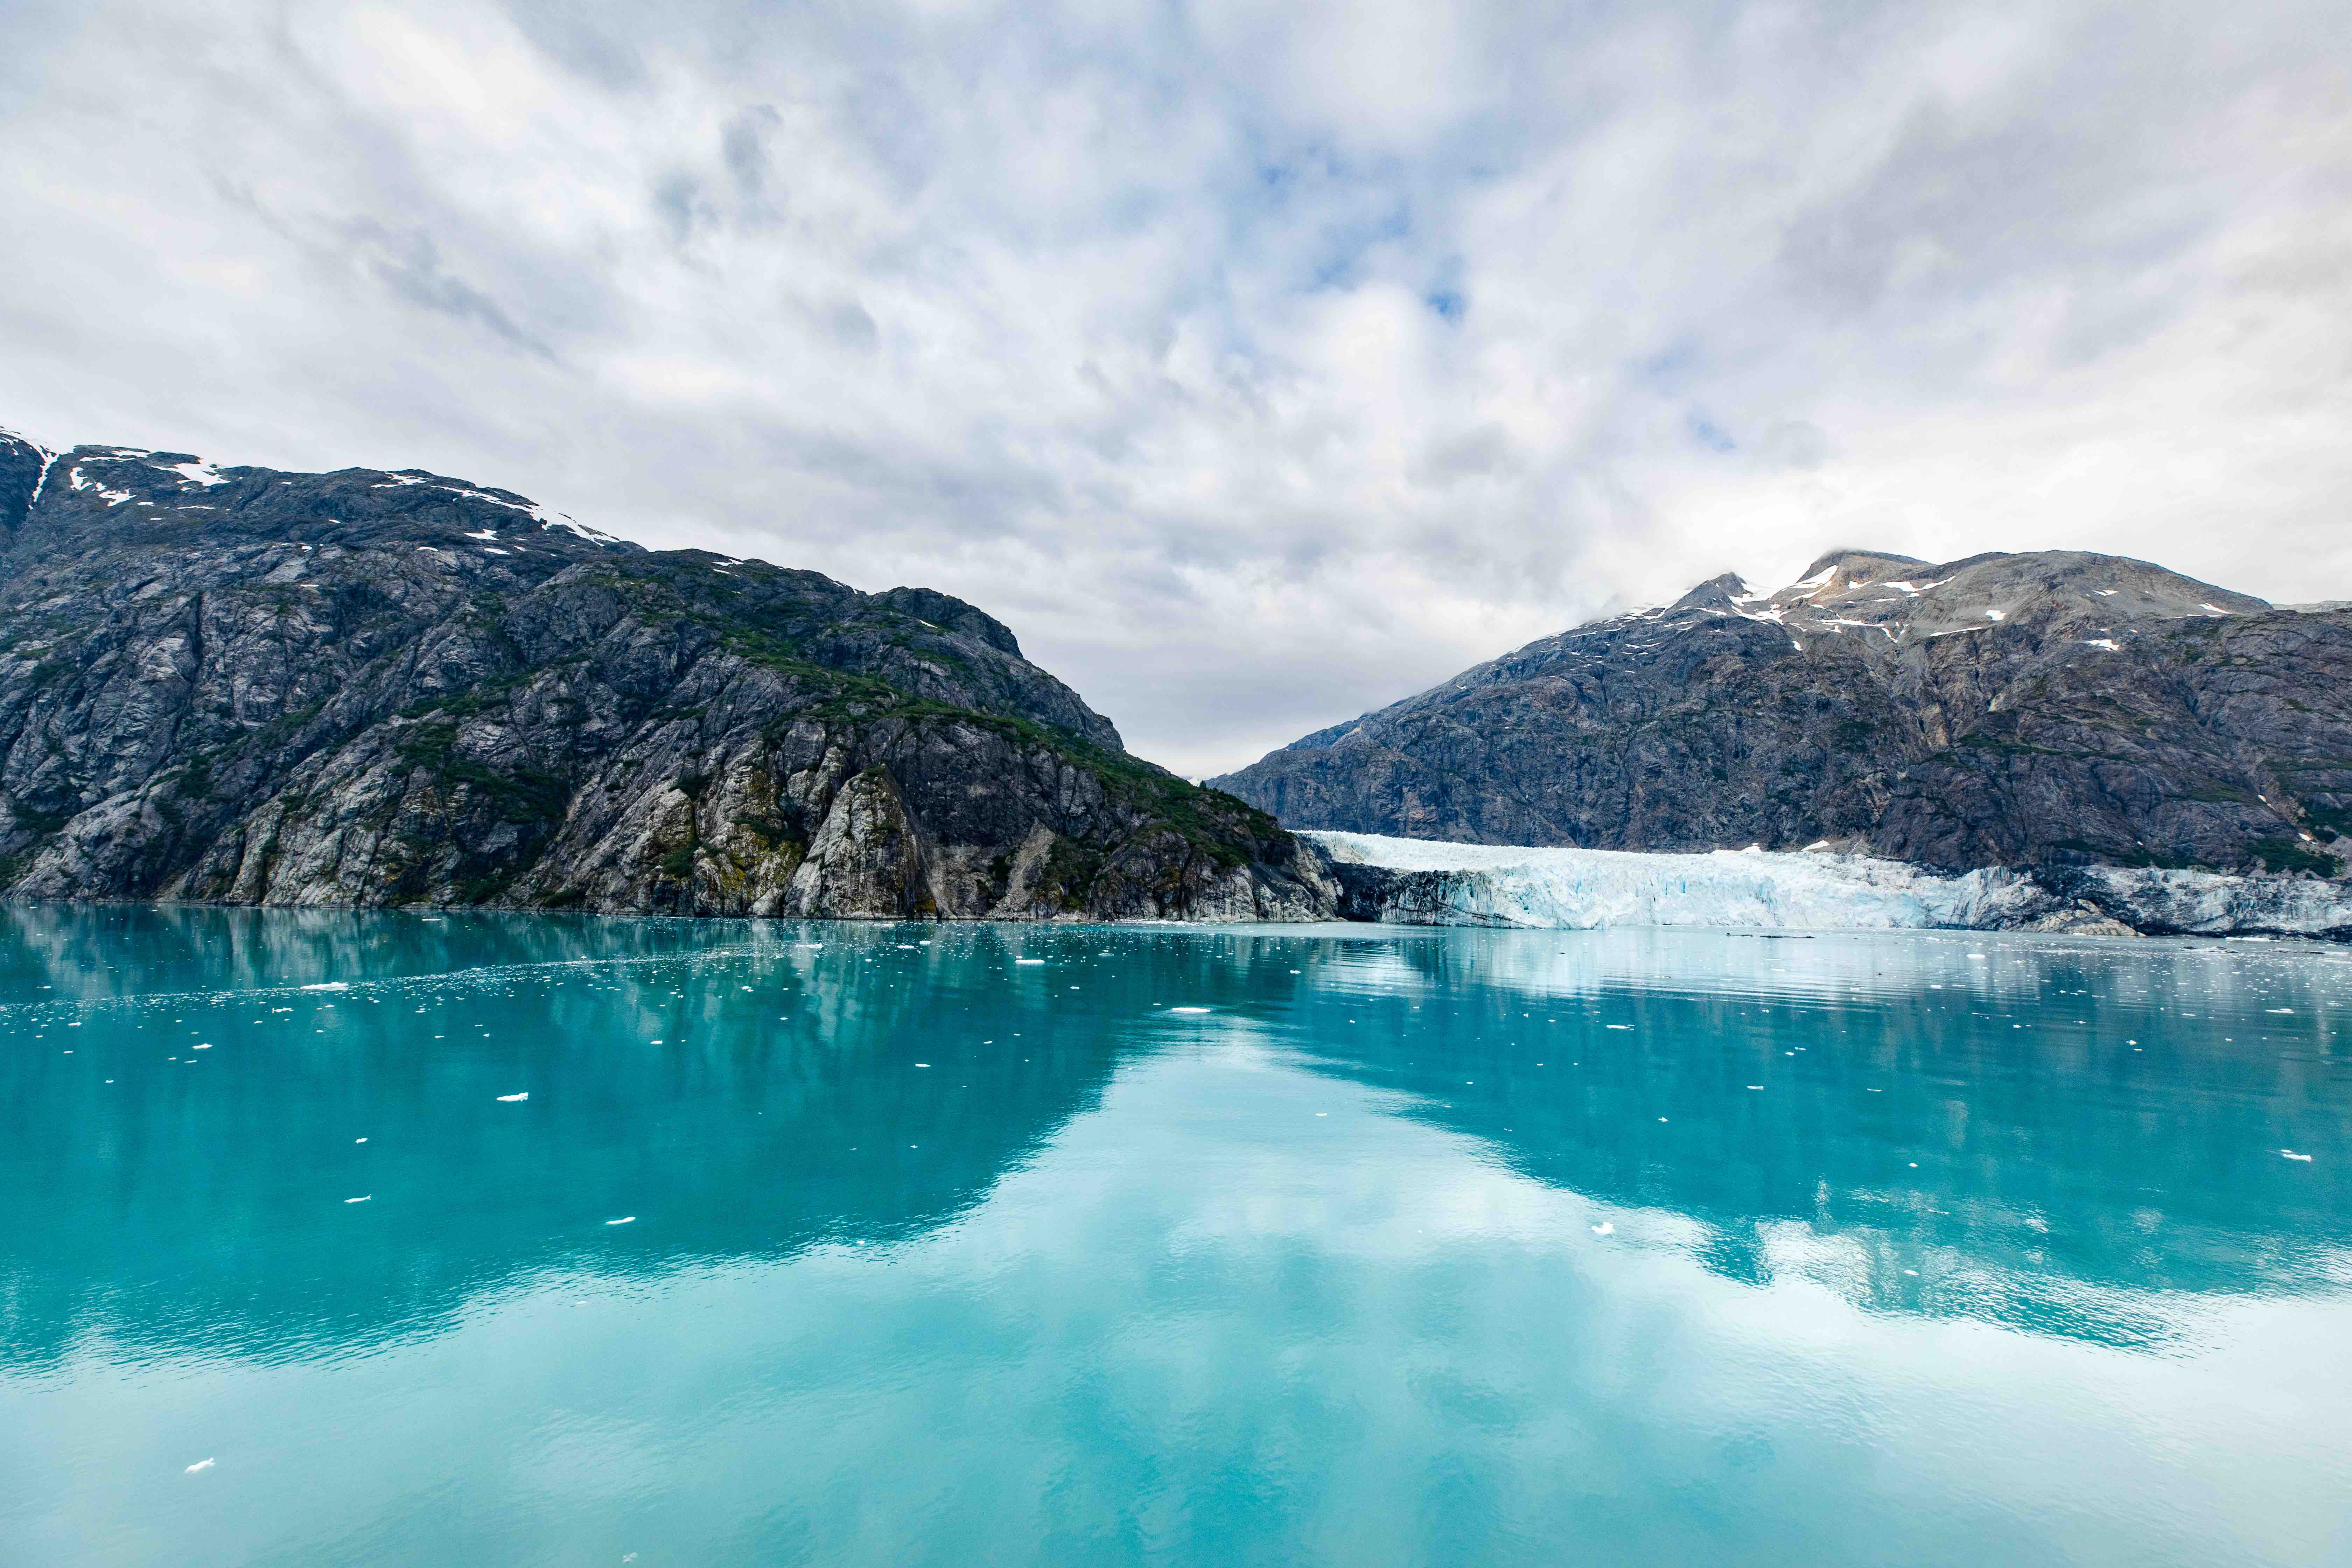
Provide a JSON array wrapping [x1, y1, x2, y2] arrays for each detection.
[[1214, 549, 2352, 882], [0, 429, 1336, 920]]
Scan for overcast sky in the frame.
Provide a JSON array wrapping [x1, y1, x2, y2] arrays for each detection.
[[3, 1, 2348, 775]]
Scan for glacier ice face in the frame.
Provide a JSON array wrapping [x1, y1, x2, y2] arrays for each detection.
[[2068, 866, 2352, 939], [1306, 832, 2054, 931], [1307, 832, 2352, 939]]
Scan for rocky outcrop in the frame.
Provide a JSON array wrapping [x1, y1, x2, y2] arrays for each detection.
[[0, 428, 1336, 921], [1216, 549, 2352, 894]]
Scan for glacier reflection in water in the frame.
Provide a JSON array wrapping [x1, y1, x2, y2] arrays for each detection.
[[1, 908, 2347, 1565]]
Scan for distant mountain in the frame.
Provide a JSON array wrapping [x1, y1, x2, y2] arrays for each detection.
[[0, 429, 1334, 919], [1213, 548, 2352, 877]]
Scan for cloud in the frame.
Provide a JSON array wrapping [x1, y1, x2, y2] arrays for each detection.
[[1, 0, 2347, 776]]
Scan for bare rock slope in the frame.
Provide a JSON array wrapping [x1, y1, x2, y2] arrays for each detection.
[[0, 430, 1335, 920], [1214, 548, 2352, 882]]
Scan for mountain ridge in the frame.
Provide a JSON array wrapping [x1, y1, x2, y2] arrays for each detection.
[[1212, 547, 2352, 878], [0, 429, 1336, 920]]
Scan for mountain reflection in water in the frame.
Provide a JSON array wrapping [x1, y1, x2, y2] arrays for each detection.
[[2, 908, 2348, 1566]]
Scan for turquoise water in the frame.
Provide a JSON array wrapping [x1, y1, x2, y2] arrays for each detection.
[[3, 909, 2350, 1566]]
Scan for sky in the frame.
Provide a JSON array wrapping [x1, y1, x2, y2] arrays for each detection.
[[2, 1, 2348, 777]]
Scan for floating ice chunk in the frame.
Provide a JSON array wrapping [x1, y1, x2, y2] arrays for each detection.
[[355, 1138, 367, 1143], [915, 1063, 930, 1068], [2267, 1008, 2295, 1014], [186, 1458, 215, 1474], [302, 981, 350, 992], [606, 1216, 636, 1225], [345, 1195, 371, 1204], [2282, 1150, 2314, 1162], [497, 1092, 529, 1102], [1605, 1024, 1632, 1030], [1169, 1006, 1210, 1014], [1015, 959, 1045, 966], [1747, 1085, 1763, 1090], [1591, 1222, 1614, 1236]]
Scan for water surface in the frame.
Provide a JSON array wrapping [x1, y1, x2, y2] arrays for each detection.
[[3, 908, 2348, 1564]]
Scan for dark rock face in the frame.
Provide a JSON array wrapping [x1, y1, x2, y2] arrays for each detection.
[[0, 430, 1335, 920], [1214, 548, 2352, 879]]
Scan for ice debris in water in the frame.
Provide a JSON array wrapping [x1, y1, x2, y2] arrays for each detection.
[[302, 981, 350, 991], [497, 1092, 529, 1102], [1015, 959, 1045, 966], [1169, 1006, 1210, 1014], [345, 1195, 371, 1204], [2282, 1150, 2314, 1162], [186, 1458, 215, 1474], [1591, 1222, 1614, 1236], [606, 1216, 636, 1225]]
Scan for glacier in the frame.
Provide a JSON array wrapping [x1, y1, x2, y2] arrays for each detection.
[[1306, 832, 2352, 940]]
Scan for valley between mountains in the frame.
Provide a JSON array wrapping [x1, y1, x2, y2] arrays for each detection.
[[4, 425, 2348, 935]]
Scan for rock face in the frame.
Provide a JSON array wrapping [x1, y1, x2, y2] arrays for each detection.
[[0, 430, 1336, 920], [1215, 549, 2352, 885]]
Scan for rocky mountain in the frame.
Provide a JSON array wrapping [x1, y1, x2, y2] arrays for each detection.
[[1214, 548, 2352, 880], [0, 429, 1335, 920]]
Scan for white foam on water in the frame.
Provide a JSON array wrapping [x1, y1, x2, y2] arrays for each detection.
[[185, 1458, 215, 1474], [345, 1195, 371, 1204], [1169, 1006, 1211, 1014], [496, 1092, 529, 1102]]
